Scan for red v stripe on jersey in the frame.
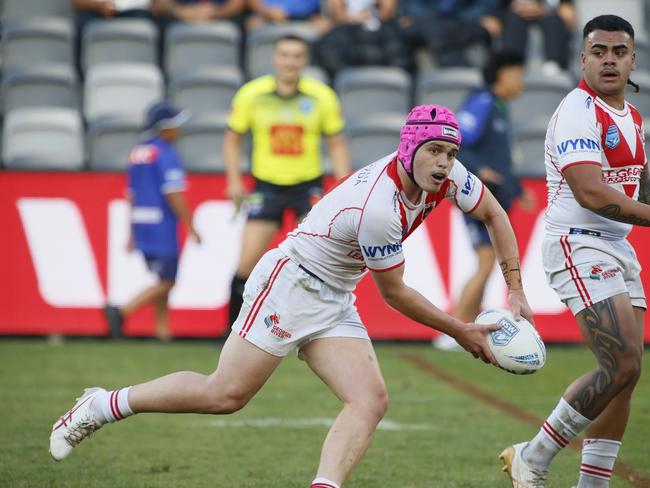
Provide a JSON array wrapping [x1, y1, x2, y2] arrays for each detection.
[[622, 184, 636, 198], [311, 484, 338, 488], [240, 257, 289, 338]]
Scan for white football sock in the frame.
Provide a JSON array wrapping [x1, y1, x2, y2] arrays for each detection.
[[311, 477, 340, 488], [577, 439, 621, 487], [93, 387, 134, 424], [524, 397, 591, 470]]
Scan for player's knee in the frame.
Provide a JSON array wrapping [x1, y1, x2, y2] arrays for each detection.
[[353, 387, 389, 423], [203, 389, 250, 414], [614, 353, 642, 387]]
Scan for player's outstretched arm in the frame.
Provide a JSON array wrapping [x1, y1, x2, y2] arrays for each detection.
[[468, 188, 534, 323], [564, 163, 650, 226], [371, 265, 498, 364]]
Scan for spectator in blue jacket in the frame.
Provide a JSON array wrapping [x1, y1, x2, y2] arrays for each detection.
[[103, 101, 201, 341], [433, 51, 536, 350]]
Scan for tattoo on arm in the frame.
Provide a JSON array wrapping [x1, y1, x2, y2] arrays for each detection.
[[566, 297, 625, 418], [638, 164, 650, 205], [596, 204, 650, 226], [500, 258, 522, 290]]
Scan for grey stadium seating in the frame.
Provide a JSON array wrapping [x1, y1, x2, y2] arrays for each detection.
[[164, 21, 241, 77], [176, 112, 229, 172], [245, 22, 320, 79], [82, 19, 159, 72], [2, 0, 72, 22], [415, 67, 482, 112], [84, 63, 164, 125], [510, 72, 574, 130], [334, 66, 411, 122], [3, 108, 84, 170], [2, 17, 74, 71], [345, 115, 404, 170], [513, 119, 548, 178], [168, 66, 243, 115], [87, 115, 144, 171], [2, 64, 79, 112], [626, 70, 650, 117]]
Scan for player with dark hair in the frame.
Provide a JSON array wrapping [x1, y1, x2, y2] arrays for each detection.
[[103, 101, 201, 341], [500, 14, 646, 488], [51, 105, 533, 488], [434, 50, 536, 351], [224, 34, 350, 335]]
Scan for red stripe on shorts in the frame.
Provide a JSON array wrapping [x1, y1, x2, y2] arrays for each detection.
[[560, 236, 592, 309], [240, 257, 290, 338]]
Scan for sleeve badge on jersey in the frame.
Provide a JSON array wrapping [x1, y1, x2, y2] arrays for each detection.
[[605, 125, 620, 149]]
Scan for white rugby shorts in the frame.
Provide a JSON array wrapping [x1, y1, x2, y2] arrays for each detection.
[[232, 248, 370, 357], [542, 234, 646, 315]]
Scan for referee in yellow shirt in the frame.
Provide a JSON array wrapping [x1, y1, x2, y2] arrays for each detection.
[[224, 34, 351, 331]]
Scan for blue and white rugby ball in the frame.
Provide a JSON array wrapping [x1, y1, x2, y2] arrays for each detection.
[[476, 308, 546, 375]]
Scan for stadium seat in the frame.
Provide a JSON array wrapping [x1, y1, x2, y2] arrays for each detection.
[[2, 18, 74, 71], [84, 63, 164, 125], [3, 108, 84, 169], [626, 70, 650, 116], [345, 115, 403, 169], [302, 65, 330, 85], [415, 68, 482, 112], [82, 19, 159, 72], [87, 115, 144, 171], [575, 0, 646, 42], [2, 64, 79, 112], [168, 66, 243, 115], [334, 67, 411, 122], [513, 119, 548, 178], [176, 112, 229, 172], [245, 22, 320, 78], [164, 21, 241, 77], [510, 72, 574, 130], [2, 0, 72, 22]]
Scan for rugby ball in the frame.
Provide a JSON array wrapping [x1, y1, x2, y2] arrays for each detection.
[[476, 308, 546, 375]]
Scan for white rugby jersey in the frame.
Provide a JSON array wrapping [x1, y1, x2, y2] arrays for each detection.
[[545, 79, 647, 239], [278, 153, 484, 291]]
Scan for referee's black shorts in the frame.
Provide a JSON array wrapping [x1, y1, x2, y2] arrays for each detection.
[[246, 177, 323, 223]]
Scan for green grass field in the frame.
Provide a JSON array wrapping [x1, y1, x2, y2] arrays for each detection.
[[1, 340, 649, 488]]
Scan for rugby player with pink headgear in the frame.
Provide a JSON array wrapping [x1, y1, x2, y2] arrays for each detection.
[[50, 105, 533, 488]]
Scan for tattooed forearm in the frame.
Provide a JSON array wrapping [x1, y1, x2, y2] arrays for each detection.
[[500, 258, 522, 290], [638, 164, 650, 205], [566, 298, 624, 418], [596, 204, 650, 226]]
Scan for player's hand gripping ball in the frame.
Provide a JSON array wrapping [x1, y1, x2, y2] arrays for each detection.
[[476, 308, 546, 375]]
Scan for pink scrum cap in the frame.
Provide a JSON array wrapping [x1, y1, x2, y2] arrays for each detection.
[[397, 104, 462, 174]]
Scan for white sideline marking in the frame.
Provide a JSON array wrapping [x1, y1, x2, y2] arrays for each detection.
[[202, 417, 432, 431]]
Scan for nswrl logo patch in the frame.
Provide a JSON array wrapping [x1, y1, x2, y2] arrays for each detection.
[[605, 125, 620, 149], [489, 318, 519, 346]]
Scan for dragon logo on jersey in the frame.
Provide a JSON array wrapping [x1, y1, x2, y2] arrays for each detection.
[[264, 313, 280, 328], [590, 265, 603, 280], [605, 125, 620, 149]]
